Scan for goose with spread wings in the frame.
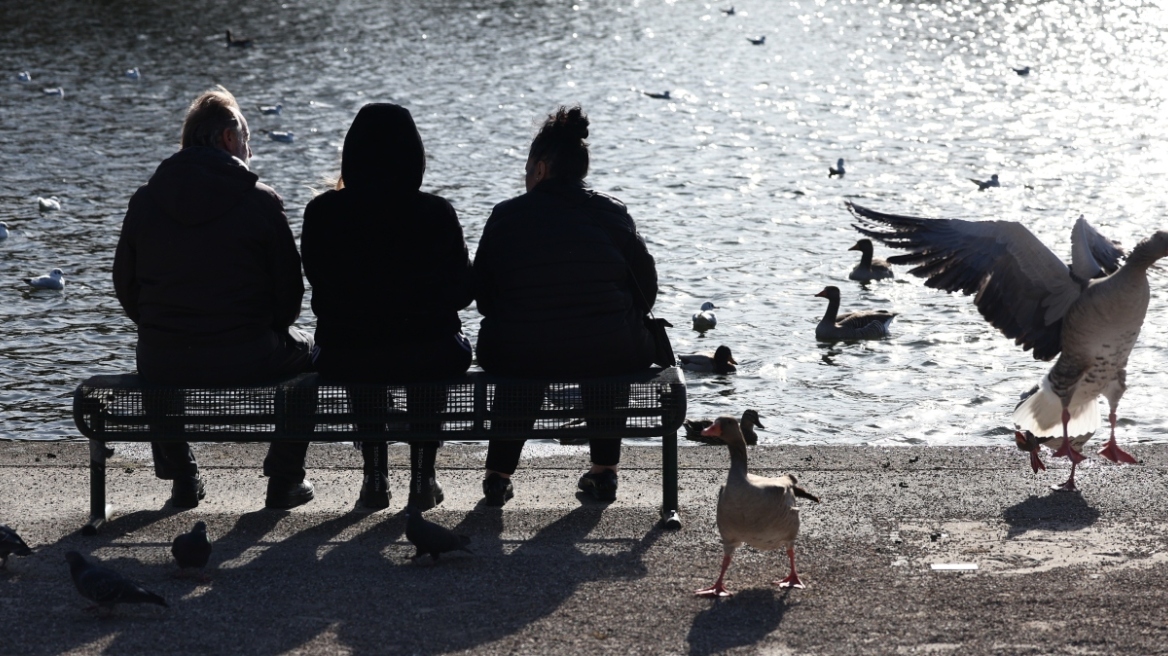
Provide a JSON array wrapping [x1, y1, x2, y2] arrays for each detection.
[[848, 201, 1168, 490]]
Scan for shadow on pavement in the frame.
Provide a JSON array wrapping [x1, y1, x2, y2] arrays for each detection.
[[686, 588, 790, 656], [1003, 490, 1101, 538]]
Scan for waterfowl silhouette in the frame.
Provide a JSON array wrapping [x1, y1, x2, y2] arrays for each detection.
[[814, 286, 896, 341], [679, 345, 737, 374], [226, 29, 253, 48], [847, 238, 894, 282], [970, 173, 1000, 191], [692, 301, 718, 331], [828, 158, 845, 178]]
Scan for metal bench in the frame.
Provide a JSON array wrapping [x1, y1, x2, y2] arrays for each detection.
[[73, 367, 687, 534]]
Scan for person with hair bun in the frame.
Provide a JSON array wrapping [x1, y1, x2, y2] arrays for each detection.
[[473, 105, 659, 505]]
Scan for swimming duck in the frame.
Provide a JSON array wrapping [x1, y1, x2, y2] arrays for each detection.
[[695, 416, 819, 597], [850, 202, 1166, 491], [970, 173, 1000, 191], [1013, 66, 1030, 76], [692, 301, 718, 331], [679, 345, 737, 374], [42, 87, 64, 97], [828, 158, 845, 178], [267, 130, 295, 143], [722, 6, 735, 15], [747, 36, 766, 45], [124, 67, 140, 80], [16, 71, 31, 82], [814, 286, 896, 341], [226, 29, 253, 48], [685, 408, 763, 445], [37, 196, 61, 212], [259, 103, 283, 115], [847, 238, 894, 282], [25, 268, 64, 290], [643, 90, 671, 100]]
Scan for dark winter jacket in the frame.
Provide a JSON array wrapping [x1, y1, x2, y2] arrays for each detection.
[[113, 147, 304, 348], [473, 177, 657, 377], [301, 103, 473, 350]]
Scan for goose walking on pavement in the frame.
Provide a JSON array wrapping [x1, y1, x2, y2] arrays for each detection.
[[695, 416, 819, 597], [847, 238, 894, 282], [849, 202, 1168, 491], [814, 286, 896, 341]]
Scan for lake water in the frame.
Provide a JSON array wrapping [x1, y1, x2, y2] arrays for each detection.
[[3, 0, 1168, 447]]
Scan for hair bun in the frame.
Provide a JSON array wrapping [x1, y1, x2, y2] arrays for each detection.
[[558, 106, 589, 141]]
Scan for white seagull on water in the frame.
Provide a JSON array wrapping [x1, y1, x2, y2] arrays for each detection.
[[25, 268, 65, 290]]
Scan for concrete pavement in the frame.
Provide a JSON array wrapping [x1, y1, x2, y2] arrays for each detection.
[[2, 440, 1167, 655]]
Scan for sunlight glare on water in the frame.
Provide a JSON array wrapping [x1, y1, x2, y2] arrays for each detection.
[[2, 0, 1168, 445]]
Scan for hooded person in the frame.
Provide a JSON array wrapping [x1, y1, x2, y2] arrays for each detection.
[[113, 86, 316, 510], [300, 103, 473, 511]]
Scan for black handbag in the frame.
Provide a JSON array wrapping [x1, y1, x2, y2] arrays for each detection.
[[628, 267, 676, 367]]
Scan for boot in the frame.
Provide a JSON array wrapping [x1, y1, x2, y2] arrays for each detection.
[[407, 442, 444, 510], [359, 441, 390, 509]]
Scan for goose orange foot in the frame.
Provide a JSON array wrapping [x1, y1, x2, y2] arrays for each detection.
[[1098, 438, 1138, 465], [775, 572, 805, 589], [695, 582, 733, 598]]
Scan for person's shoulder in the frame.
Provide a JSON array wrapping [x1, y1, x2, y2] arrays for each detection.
[[251, 180, 287, 213], [416, 191, 458, 215], [587, 189, 628, 215]]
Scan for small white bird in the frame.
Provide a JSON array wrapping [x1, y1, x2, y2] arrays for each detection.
[[25, 268, 65, 290], [695, 416, 819, 597], [692, 301, 718, 331], [258, 103, 282, 115], [42, 87, 64, 97], [37, 196, 61, 212], [268, 131, 294, 143], [0, 222, 9, 240], [747, 36, 766, 45], [16, 71, 31, 82], [124, 67, 140, 80], [829, 158, 845, 178], [970, 173, 1000, 191]]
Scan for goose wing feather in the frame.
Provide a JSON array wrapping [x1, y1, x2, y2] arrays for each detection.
[[1070, 216, 1124, 280], [848, 202, 1078, 360]]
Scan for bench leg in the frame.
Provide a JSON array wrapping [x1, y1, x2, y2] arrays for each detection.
[[82, 440, 112, 536], [660, 431, 681, 529]]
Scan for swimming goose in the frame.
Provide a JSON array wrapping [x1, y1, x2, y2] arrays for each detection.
[[828, 158, 845, 178], [25, 268, 64, 290], [847, 238, 894, 282], [970, 173, 999, 191], [849, 202, 1168, 491], [747, 36, 766, 45], [226, 29, 253, 48], [692, 301, 718, 331], [37, 196, 61, 212], [814, 286, 896, 341], [679, 345, 737, 374], [695, 416, 819, 597], [0, 222, 9, 239], [685, 408, 763, 445]]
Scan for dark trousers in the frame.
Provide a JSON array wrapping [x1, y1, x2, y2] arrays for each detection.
[[484, 381, 628, 475], [316, 333, 472, 489], [138, 327, 316, 482]]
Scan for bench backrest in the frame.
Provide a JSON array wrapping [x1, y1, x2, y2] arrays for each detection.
[[73, 368, 687, 441]]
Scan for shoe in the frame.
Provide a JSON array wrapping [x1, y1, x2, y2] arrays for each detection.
[[359, 472, 391, 510], [266, 477, 315, 509], [170, 475, 206, 508], [578, 469, 618, 503], [408, 476, 445, 511], [482, 473, 514, 507]]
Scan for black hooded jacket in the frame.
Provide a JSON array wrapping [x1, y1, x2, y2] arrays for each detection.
[[473, 178, 657, 377], [113, 147, 305, 348], [301, 104, 473, 349]]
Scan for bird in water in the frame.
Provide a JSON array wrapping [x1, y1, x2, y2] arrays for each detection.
[[65, 551, 168, 612], [814, 286, 896, 341], [747, 35, 766, 45], [1, 525, 33, 569], [124, 67, 140, 80], [847, 238, 894, 282], [42, 87, 64, 97], [258, 103, 283, 115], [685, 408, 763, 445], [16, 71, 31, 82], [267, 130, 295, 143], [970, 173, 1000, 191], [25, 268, 65, 291], [692, 301, 718, 331], [226, 29, 253, 48], [0, 221, 10, 240], [850, 202, 1168, 491], [643, 90, 671, 100], [721, 6, 735, 15], [405, 505, 472, 561], [1013, 66, 1030, 76], [829, 158, 845, 178], [695, 416, 819, 597], [679, 345, 737, 374], [37, 196, 61, 212], [171, 521, 213, 580]]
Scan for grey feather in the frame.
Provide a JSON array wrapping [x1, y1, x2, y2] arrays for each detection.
[[65, 551, 168, 609]]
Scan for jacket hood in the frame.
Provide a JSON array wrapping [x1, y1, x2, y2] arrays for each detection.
[[341, 103, 425, 193], [146, 147, 259, 226]]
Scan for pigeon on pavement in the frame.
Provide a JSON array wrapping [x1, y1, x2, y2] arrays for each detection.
[[405, 505, 472, 561], [171, 521, 212, 578], [1, 525, 33, 569], [65, 551, 168, 611]]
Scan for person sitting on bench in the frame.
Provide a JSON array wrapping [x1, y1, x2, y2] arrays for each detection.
[[473, 105, 659, 506], [112, 86, 316, 510]]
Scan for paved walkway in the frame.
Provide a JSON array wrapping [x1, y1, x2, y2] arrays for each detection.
[[2, 440, 1166, 655]]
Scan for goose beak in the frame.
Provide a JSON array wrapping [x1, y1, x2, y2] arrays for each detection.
[[753, 418, 764, 429], [700, 420, 722, 438], [728, 357, 738, 365], [814, 290, 827, 298]]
